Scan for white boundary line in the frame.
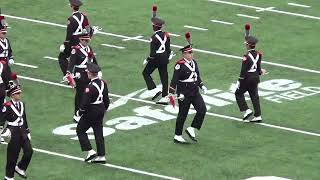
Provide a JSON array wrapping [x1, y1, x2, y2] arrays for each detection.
[[184, 25, 208, 31], [17, 75, 320, 137], [208, 0, 320, 20], [14, 62, 38, 68], [237, 14, 260, 19], [1, 142, 181, 180], [101, 43, 125, 49], [44, 56, 58, 61], [4, 14, 320, 74], [288, 3, 311, 8], [210, 19, 234, 25]]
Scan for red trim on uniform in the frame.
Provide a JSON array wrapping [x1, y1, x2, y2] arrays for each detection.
[[81, 12, 88, 16], [72, 45, 81, 49], [11, 72, 18, 80], [176, 59, 185, 64], [79, 35, 90, 40], [4, 101, 12, 106], [0, 16, 4, 20], [164, 32, 170, 38], [0, 60, 6, 65]]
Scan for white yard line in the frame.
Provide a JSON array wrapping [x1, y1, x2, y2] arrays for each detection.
[[237, 14, 260, 19], [1, 142, 181, 180], [288, 3, 311, 8], [14, 62, 38, 68], [184, 25, 208, 31], [4, 14, 320, 74], [208, 0, 320, 20], [168, 33, 180, 37], [122, 35, 144, 41], [17, 75, 320, 138], [256, 7, 275, 12], [44, 56, 58, 61], [101, 43, 125, 49], [210, 19, 234, 25]]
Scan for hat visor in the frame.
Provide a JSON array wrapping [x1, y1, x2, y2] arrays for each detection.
[[11, 89, 22, 96], [79, 36, 91, 40]]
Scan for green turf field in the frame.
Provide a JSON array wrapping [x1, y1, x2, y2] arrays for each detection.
[[0, 0, 320, 179]]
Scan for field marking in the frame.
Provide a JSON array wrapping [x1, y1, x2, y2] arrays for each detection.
[[17, 75, 320, 138], [288, 3, 311, 8], [122, 35, 144, 41], [168, 33, 180, 37], [237, 14, 260, 19], [208, 0, 320, 20], [184, 25, 208, 31], [210, 19, 234, 25], [44, 56, 58, 61], [4, 14, 320, 74], [101, 43, 125, 49], [14, 62, 38, 68], [1, 142, 181, 180], [256, 7, 275, 12]]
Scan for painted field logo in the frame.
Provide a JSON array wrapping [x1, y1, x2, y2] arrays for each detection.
[[53, 79, 320, 140]]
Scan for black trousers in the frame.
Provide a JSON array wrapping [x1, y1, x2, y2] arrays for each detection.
[[76, 109, 106, 156], [6, 127, 33, 178], [142, 62, 168, 97], [58, 50, 70, 76], [235, 76, 261, 117], [0, 84, 6, 124], [175, 94, 207, 135], [74, 72, 90, 114]]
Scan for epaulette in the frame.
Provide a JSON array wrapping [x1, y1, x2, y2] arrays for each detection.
[[72, 45, 81, 49], [258, 51, 263, 56], [176, 59, 185, 64], [164, 32, 170, 38], [102, 80, 107, 84], [82, 12, 88, 16], [4, 101, 12, 106]]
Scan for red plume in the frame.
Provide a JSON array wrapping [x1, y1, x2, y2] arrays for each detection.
[[245, 23, 251, 30], [169, 95, 175, 108], [185, 32, 191, 44], [152, 5, 157, 17], [11, 72, 17, 80]]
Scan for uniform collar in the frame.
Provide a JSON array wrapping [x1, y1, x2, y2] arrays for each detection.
[[79, 43, 88, 50], [183, 58, 193, 64], [11, 100, 20, 104], [0, 38, 6, 43], [91, 77, 99, 82], [248, 49, 255, 52], [72, 11, 79, 15], [154, 30, 162, 34]]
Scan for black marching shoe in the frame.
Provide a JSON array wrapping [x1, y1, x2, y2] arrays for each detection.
[[243, 109, 253, 120], [84, 150, 97, 162], [90, 156, 106, 164], [185, 127, 197, 142], [151, 91, 162, 101], [173, 135, 190, 144], [15, 166, 27, 179]]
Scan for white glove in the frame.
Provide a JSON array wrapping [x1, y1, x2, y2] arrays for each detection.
[[8, 59, 14, 64], [201, 86, 208, 94], [1, 128, 11, 139], [236, 80, 240, 89], [168, 51, 176, 60], [143, 59, 148, 65], [177, 94, 185, 101], [98, 71, 103, 79], [59, 44, 65, 52], [92, 26, 102, 35], [27, 133, 31, 141], [261, 68, 269, 75], [74, 72, 81, 79]]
